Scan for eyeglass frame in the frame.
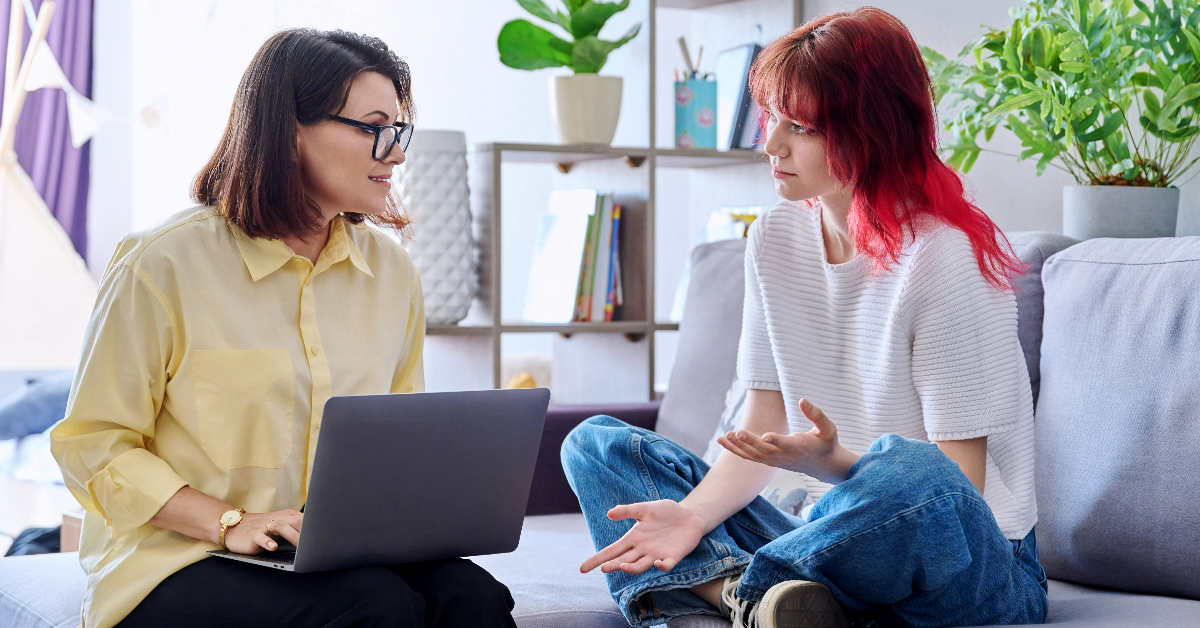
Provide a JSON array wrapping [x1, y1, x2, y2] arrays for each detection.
[[320, 113, 414, 161]]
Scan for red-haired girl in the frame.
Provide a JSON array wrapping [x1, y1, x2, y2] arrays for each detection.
[[562, 7, 1047, 628]]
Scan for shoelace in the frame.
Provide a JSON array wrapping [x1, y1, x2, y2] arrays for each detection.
[[719, 573, 759, 628]]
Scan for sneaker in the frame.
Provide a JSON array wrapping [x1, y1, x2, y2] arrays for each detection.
[[719, 573, 849, 628]]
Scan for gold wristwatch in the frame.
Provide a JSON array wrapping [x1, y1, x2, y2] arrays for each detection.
[[218, 508, 245, 549]]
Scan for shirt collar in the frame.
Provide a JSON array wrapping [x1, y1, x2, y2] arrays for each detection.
[[232, 216, 374, 282]]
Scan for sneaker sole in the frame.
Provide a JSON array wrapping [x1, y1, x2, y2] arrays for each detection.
[[757, 580, 849, 628]]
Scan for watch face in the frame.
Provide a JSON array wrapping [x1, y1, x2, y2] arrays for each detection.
[[220, 511, 242, 526]]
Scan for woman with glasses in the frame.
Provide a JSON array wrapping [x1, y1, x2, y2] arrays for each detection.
[[50, 28, 515, 628]]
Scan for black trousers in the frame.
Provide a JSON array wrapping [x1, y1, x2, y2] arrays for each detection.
[[115, 555, 517, 628]]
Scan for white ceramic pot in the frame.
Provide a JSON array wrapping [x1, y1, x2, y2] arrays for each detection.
[[1063, 185, 1179, 240], [549, 74, 623, 145], [397, 130, 478, 325]]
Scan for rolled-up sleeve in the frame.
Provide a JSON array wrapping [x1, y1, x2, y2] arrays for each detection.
[[50, 263, 189, 539], [390, 263, 426, 394]]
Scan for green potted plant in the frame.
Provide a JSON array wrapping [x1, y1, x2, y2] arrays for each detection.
[[923, 0, 1200, 239], [498, 0, 641, 145]]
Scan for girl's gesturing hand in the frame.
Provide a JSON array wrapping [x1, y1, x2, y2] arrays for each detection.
[[718, 398, 860, 484], [579, 500, 707, 575]]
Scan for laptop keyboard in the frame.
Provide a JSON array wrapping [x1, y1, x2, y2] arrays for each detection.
[[258, 549, 296, 565]]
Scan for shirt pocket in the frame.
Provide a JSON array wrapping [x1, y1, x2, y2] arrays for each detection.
[[192, 349, 296, 469]]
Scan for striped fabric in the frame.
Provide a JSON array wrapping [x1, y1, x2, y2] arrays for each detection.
[[736, 201, 1037, 540]]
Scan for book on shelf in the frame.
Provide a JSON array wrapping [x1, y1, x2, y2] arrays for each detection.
[[523, 189, 626, 324], [523, 190, 597, 323]]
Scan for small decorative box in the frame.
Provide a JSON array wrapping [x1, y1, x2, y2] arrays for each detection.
[[674, 78, 717, 149]]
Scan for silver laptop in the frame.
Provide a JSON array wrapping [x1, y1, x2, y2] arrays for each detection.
[[207, 388, 550, 573]]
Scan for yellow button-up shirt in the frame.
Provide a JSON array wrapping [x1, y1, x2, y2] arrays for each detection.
[[50, 206, 425, 628]]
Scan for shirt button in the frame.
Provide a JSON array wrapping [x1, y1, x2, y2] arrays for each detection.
[[309, 345, 321, 356]]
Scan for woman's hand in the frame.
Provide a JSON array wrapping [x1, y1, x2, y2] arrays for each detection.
[[580, 500, 707, 575], [719, 398, 860, 484], [223, 509, 304, 555]]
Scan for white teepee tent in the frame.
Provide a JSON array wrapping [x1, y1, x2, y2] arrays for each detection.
[[0, 0, 97, 371]]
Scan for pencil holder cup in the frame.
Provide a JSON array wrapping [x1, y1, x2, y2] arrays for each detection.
[[674, 78, 716, 149]]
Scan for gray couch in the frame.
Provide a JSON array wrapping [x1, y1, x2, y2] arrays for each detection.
[[3, 232, 1199, 628]]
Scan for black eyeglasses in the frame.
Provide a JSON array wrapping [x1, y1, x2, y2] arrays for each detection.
[[321, 114, 414, 161]]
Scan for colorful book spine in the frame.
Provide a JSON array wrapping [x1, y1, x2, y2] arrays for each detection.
[[604, 204, 622, 322], [572, 196, 601, 321]]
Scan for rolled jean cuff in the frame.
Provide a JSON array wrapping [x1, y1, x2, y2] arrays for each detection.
[[615, 553, 749, 627]]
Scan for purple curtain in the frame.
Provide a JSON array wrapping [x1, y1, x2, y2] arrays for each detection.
[[0, 0, 93, 261]]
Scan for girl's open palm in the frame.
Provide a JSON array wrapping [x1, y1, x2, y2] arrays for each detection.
[[718, 398, 859, 484], [580, 500, 707, 575]]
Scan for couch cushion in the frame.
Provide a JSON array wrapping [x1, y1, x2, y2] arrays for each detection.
[[5, 518, 1200, 628], [1005, 232, 1079, 406], [1036, 236, 1200, 600], [0, 552, 84, 628], [0, 372, 72, 441], [666, 579, 1200, 627], [474, 514, 628, 628], [657, 239, 747, 455]]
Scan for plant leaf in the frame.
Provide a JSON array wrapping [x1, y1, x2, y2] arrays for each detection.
[[517, 0, 571, 31], [498, 19, 573, 70], [984, 92, 1043, 124], [1076, 113, 1122, 142], [569, 0, 629, 39], [571, 23, 638, 73], [1071, 105, 1103, 133]]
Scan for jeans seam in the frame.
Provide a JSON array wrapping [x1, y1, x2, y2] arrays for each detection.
[[798, 492, 987, 567], [631, 432, 662, 501]]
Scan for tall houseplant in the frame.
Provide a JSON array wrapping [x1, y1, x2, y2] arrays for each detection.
[[924, 0, 1200, 238], [498, 0, 641, 144]]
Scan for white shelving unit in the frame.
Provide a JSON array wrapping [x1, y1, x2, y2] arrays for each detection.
[[428, 0, 802, 400]]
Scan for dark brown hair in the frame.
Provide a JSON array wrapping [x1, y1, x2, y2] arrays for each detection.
[[193, 28, 414, 239]]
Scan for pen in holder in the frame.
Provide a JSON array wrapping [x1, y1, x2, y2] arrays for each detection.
[[675, 77, 716, 149]]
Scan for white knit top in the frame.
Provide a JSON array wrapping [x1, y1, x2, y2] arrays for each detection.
[[736, 200, 1037, 539]]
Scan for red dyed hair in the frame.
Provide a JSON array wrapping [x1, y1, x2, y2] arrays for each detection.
[[748, 7, 1024, 290]]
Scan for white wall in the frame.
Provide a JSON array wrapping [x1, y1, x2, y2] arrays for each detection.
[[85, 0, 1200, 396]]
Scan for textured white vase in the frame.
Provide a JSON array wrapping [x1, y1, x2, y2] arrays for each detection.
[[549, 74, 623, 144], [398, 130, 478, 325]]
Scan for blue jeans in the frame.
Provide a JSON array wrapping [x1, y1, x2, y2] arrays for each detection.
[[560, 416, 1048, 628]]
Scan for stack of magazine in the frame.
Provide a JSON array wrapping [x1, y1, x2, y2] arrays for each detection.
[[524, 189, 624, 324]]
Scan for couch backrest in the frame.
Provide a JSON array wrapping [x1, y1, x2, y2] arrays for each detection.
[[1036, 236, 1200, 600], [657, 231, 1076, 455], [1006, 232, 1080, 405], [656, 239, 747, 454]]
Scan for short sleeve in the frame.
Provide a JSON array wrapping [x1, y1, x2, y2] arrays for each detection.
[[736, 216, 782, 391], [908, 231, 1033, 441], [50, 264, 190, 539], [390, 262, 426, 394]]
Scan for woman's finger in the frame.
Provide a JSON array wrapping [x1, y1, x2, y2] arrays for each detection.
[[622, 555, 657, 574], [255, 531, 279, 552], [608, 502, 645, 522], [273, 522, 301, 546], [283, 511, 304, 531], [654, 557, 678, 572], [718, 434, 760, 461], [736, 430, 784, 457], [761, 432, 794, 451], [601, 549, 643, 573], [581, 538, 633, 573], [799, 398, 835, 437]]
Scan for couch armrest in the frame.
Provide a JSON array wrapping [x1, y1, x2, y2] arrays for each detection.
[[526, 402, 661, 516]]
